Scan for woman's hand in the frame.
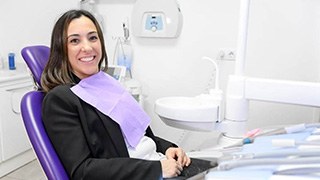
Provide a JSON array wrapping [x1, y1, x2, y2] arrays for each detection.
[[160, 158, 183, 178], [160, 147, 191, 178], [165, 147, 191, 167]]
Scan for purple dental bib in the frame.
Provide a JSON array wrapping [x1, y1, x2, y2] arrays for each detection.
[[71, 71, 150, 148]]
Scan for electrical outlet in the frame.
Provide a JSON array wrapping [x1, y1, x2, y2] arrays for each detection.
[[217, 48, 236, 61]]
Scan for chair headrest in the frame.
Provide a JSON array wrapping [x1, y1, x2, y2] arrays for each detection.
[[21, 45, 50, 88]]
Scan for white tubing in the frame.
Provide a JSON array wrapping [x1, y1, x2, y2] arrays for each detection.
[[285, 124, 306, 133], [218, 157, 320, 171], [272, 139, 296, 147], [219, 149, 320, 162], [272, 139, 320, 148]]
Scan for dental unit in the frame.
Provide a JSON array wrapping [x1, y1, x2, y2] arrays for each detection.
[[154, 0, 320, 178], [155, 0, 320, 145]]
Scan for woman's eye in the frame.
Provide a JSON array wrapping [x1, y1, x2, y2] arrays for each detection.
[[89, 36, 98, 41], [70, 39, 79, 44]]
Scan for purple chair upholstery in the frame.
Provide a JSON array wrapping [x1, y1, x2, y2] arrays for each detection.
[[21, 45, 50, 88], [20, 45, 69, 180]]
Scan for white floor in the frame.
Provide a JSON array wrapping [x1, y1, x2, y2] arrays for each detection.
[[0, 160, 46, 180]]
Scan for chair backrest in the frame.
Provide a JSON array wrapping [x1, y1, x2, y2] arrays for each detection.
[[21, 45, 50, 88], [20, 45, 69, 180]]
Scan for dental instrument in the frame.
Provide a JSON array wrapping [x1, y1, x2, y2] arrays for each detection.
[[117, 22, 132, 76], [305, 123, 320, 129], [274, 167, 320, 176], [256, 123, 307, 137], [219, 149, 320, 162], [223, 123, 315, 149], [110, 22, 143, 105], [113, 21, 133, 79], [252, 122, 320, 140], [217, 157, 320, 171], [272, 139, 320, 148], [311, 130, 320, 135]]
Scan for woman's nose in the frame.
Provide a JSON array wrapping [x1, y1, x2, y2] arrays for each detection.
[[81, 40, 93, 52]]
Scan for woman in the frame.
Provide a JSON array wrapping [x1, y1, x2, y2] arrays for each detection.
[[41, 9, 214, 180]]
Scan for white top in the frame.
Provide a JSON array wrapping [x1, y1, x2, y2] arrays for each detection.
[[127, 136, 166, 160]]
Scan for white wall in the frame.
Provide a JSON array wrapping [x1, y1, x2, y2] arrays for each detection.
[[0, 0, 78, 64], [1, 0, 320, 152], [245, 0, 320, 129]]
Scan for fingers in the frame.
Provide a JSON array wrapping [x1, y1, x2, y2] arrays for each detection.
[[180, 155, 191, 167], [165, 147, 192, 166], [176, 148, 191, 167], [166, 147, 178, 160], [175, 162, 183, 176], [185, 156, 191, 166], [161, 158, 183, 178]]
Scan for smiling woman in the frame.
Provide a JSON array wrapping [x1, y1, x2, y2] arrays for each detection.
[[39, 9, 213, 180]]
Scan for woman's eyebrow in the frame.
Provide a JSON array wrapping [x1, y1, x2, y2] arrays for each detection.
[[67, 31, 98, 39], [67, 34, 80, 39], [88, 31, 98, 35]]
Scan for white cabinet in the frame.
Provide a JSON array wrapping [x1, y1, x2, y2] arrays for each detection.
[[0, 71, 35, 177]]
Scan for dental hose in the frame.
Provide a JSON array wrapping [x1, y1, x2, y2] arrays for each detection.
[[215, 123, 320, 171], [218, 149, 320, 162], [218, 156, 320, 171], [272, 139, 320, 148], [224, 123, 320, 149]]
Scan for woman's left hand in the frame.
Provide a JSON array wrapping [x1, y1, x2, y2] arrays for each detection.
[[165, 147, 191, 167]]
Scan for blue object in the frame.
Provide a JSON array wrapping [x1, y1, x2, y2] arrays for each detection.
[[8, 52, 16, 70], [117, 42, 132, 72], [243, 137, 253, 144], [117, 53, 132, 70]]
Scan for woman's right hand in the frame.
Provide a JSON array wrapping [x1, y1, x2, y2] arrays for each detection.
[[160, 158, 183, 178]]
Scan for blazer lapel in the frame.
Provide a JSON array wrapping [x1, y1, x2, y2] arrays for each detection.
[[95, 109, 129, 157]]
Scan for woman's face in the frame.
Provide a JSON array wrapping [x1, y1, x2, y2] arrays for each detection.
[[67, 15, 102, 79]]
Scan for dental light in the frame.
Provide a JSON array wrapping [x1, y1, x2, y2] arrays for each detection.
[[154, 0, 320, 144]]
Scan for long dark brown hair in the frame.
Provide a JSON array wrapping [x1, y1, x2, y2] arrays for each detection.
[[41, 9, 107, 92]]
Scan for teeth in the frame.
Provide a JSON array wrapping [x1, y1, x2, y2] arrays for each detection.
[[80, 56, 94, 62]]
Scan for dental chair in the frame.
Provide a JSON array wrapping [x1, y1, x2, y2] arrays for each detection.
[[20, 45, 69, 180]]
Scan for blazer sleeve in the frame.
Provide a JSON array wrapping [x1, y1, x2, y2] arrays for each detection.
[[42, 85, 163, 180], [145, 127, 178, 154]]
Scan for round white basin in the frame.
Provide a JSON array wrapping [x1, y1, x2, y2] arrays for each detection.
[[154, 95, 219, 131]]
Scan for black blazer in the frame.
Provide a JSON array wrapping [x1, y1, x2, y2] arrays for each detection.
[[42, 84, 177, 180]]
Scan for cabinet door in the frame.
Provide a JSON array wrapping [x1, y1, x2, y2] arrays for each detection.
[[0, 82, 33, 161]]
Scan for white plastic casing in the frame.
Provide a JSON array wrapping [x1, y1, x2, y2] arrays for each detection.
[[131, 0, 183, 38]]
